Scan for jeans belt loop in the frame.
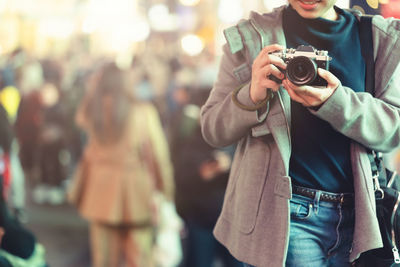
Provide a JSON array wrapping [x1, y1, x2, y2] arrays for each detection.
[[339, 193, 345, 206], [313, 190, 321, 213]]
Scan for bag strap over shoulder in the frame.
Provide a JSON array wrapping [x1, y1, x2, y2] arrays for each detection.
[[224, 19, 275, 111], [224, 25, 245, 55], [358, 15, 388, 190], [359, 15, 375, 95], [223, 19, 264, 67]]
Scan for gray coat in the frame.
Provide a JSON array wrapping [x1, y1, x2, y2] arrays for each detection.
[[200, 6, 400, 267]]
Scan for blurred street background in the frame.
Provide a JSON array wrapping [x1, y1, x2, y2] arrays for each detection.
[[0, 0, 399, 266], [25, 193, 90, 267]]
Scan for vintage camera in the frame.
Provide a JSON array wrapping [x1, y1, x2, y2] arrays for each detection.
[[270, 45, 331, 86]]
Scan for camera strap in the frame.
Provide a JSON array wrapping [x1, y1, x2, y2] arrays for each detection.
[[358, 15, 375, 95]]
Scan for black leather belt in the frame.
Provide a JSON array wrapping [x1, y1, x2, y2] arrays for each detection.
[[292, 185, 354, 205]]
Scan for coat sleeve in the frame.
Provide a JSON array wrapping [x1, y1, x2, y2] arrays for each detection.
[[309, 17, 400, 153], [310, 71, 400, 153], [200, 44, 269, 148]]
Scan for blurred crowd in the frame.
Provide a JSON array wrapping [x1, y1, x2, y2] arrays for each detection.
[[0, 34, 241, 267], [0, 5, 399, 266]]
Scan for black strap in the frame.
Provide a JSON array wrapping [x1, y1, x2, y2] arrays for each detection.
[[358, 15, 385, 184], [359, 15, 375, 95]]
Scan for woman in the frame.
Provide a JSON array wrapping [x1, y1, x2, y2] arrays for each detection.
[[71, 62, 174, 267], [200, 0, 400, 266]]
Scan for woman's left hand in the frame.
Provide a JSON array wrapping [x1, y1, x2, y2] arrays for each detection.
[[282, 68, 340, 107]]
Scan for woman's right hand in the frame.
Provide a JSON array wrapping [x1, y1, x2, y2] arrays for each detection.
[[250, 44, 287, 103]]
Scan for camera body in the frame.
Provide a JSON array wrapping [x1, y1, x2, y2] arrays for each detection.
[[270, 45, 331, 86]]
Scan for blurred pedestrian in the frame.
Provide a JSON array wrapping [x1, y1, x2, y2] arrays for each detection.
[[14, 86, 42, 184], [171, 88, 241, 267], [0, 86, 27, 221], [35, 82, 68, 205], [0, 103, 13, 206], [68, 62, 174, 267], [0, 99, 46, 266]]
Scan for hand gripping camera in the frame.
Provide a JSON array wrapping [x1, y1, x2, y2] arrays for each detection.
[[270, 45, 332, 86]]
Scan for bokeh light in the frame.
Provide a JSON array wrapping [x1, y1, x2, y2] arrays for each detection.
[[218, 0, 244, 23], [179, 0, 201, 6], [181, 34, 204, 56], [148, 4, 179, 31]]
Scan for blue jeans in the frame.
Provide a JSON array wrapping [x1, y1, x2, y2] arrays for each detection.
[[243, 191, 355, 267]]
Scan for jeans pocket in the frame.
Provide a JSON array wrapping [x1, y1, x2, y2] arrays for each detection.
[[290, 200, 313, 220]]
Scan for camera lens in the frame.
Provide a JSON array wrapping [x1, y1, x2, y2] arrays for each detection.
[[286, 56, 317, 86], [293, 65, 307, 78]]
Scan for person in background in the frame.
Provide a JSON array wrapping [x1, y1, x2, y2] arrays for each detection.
[[0, 227, 12, 267], [0, 100, 46, 266], [0, 72, 27, 222], [35, 82, 68, 205], [200, 0, 400, 266], [171, 88, 241, 267], [14, 84, 42, 188], [70, 62, 174, 267], [0, 103, 13, 182]]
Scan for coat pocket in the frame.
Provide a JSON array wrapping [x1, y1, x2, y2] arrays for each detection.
[[224, 137, 271, 234]]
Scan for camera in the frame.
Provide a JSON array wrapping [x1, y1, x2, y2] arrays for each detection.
[[269, 45, 331, 86]]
